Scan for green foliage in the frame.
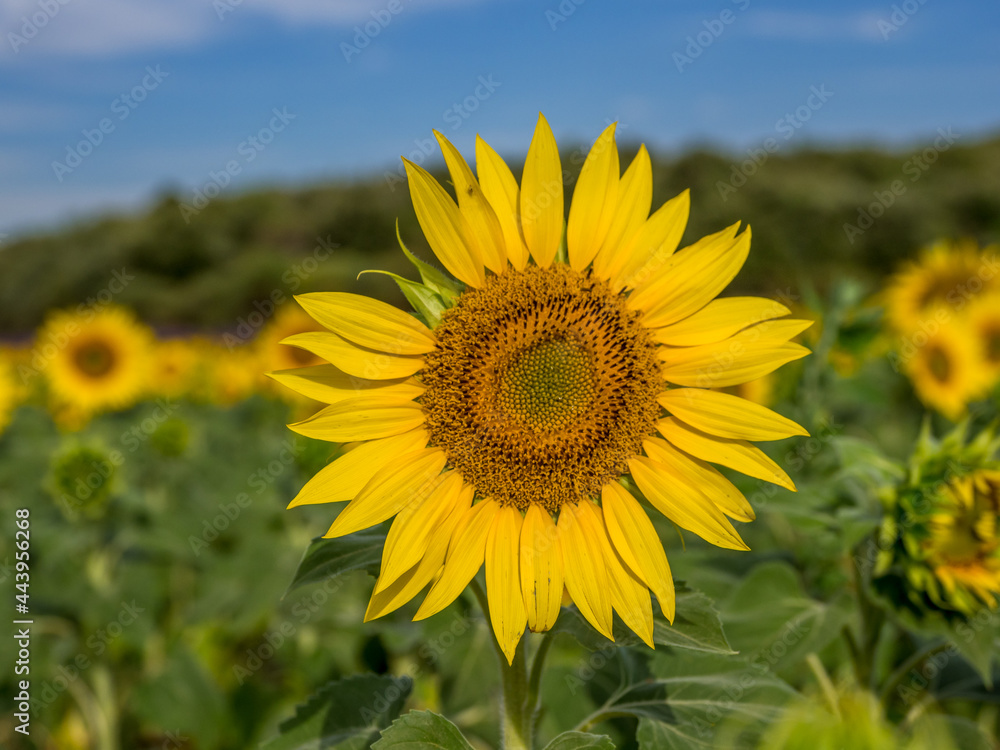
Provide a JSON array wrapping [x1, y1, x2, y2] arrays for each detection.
[[372, 710, 474, 750]]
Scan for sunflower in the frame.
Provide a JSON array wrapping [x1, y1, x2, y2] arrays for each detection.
[[275, 115, 810, 662], [258, 304, 326, 405], [967, 292, 1000, 383], [0, 354, 20, 435], [39, 306, 153, 420], [152, 337, 202, 398], [902, 319, 987, 420], [884, 239, 1000, 334], [923, 470, 1000, 612]]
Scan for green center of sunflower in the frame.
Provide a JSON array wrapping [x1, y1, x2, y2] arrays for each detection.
[[927, 345, 951, 383], [499, 337, 597, 429], [420, 265, 662, 513], [74, 340, 116, 378]]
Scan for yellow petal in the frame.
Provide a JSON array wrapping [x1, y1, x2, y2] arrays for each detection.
[[281, 331, 424, 380], [628, 455, 749, 551], [656, 417, 795, 491], [520, 504, 564, 633], [598, 517, 654, 648], [567, 122, 619, 272], [628, 224, 747, 326], [288, 396, 425, 443], [651, 297, 792, 347], [294, 293, 436, 355], [288, 428, 430, 507], [738, 318, 814, 345], [435, 130, 507, 274], [611, 190, 691, 292], [559, 502, 614, 640], [377, 472, 470, 592], [403, 158, 485, 288], [324, 447, 447, 538], [592, 145, 652, 283], [365, 509, 458, 621], [476, 135, 529, 271], [601, 482, 675, 621], [659, 339, 810, 388], [416, 498, 499, 619], [486, 504, 527, 664], [269, 364, 423, 405], [643, 437, 754, 522], [658, 388, 808, 441], [520, 113, 564, 267]]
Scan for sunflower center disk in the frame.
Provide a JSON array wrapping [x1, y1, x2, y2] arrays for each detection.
[[75, 341, 116, 378], [421, 265, 662, 513], [499, 338, 597, 429]]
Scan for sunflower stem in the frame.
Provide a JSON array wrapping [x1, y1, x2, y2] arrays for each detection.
[[470, 579, 533, 750]]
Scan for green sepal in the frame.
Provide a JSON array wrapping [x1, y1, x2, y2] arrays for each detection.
[[358, 269, 447, 329], [396, 219, 462, 301]]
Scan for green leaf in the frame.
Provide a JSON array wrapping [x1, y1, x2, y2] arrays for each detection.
[[554, 586, 734, 656], [359, 269, 447, 328], [542, 731, 615, 750], [261, 674, 411, 750], [372, 710, 474, 750], [396, 220, 461, 301], [285, 532, 385, 596]]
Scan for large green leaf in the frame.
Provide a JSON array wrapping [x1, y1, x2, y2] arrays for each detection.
[[372, 710, 474, 750], [542, 731, 616, 750], [285, 532, 385, 596], [554, 586, 734, 656], [261, 674, 411, 750]]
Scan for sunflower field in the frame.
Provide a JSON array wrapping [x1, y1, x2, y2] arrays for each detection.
[[2, 127, 1000, 750]]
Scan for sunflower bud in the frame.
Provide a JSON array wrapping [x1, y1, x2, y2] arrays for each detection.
[[49, 443, 120, 519]]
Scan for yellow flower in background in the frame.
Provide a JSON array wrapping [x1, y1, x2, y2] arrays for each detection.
[[967, 292, 1000, 382], [208, 344, 261, 406], [258, 304, 326, 372], [924, 470, 1000, 611], [884, 238, 1000, 334], [152, 338, 201, 398], [0, 354, 20, 435], [39, 306, 153, 421], [902, 319, 988, 420], [274, 115, 810, 662]]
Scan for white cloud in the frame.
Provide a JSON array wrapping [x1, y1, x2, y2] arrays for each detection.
[[0, 0, 482, 61], [743, 10, 885, 43]]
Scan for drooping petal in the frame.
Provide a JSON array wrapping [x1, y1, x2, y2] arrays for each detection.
[[658, 389, 808, 441], [567, 122, 619, 272], [486, 504, 527, 664], [559, 502, 614, 640], [288, 397, 425, 443], [520, 504, 564, 633], [324, 447, 447, 538], [281, 331, 424, 380], [435, 130, 507, 274], [598, 517, 654, 647], [656, 417, 795, 491], [268, 364, 423, 405], [288, 428, 430, 507], [403, 158, 485, 288], [476, 135, 530, 270], [611, 190, 691, 292], [377, 472, 471, 592], [601, 482, 675, 621], [628, 224, 748, 327], [520, 113, 564, 268], [643, 437, 755, 522], [651, 297, 792, 347], [415, 498, 500, 619], [295, 292, 436, 355], [592, 145, 653, 283], [628, 455, 749, 551]]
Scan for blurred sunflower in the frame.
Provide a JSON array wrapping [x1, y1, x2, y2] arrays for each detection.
[[39, 306, 153, 421], [902, 320, 986, 420], [276, 115, 810, 661], [967, 293, 1000, 382], [208, 344, 260, 405], [152, 337, 201, 398], [0, 354, 20, 435], [884, 239, 1000, 333], [258, 304, 326, 371]]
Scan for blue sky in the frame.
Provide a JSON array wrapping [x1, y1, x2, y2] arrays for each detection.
[[2, 0, 999, 238]]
